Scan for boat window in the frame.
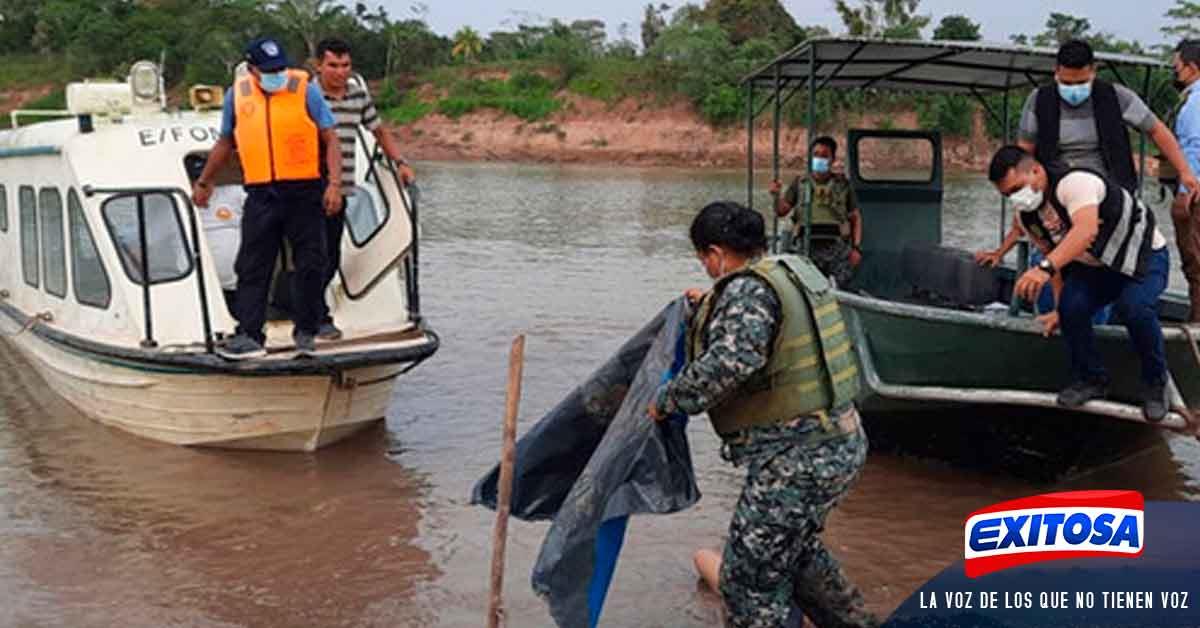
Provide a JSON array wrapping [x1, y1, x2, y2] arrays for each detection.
[[102, 193, 193, 285], [0, 184, 8, 232], [19, 185, 37, 288], [68, 190, 111, 309], [344, 184, 389, 247], [38, 188, 67, 298], [856, 136, 936, 183]]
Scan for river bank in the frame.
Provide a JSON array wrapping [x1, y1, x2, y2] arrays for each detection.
[[389, 92, 1002, 173]]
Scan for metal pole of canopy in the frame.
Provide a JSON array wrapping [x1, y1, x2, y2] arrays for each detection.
[[1001, 73, 1012, 247], [772, 63, 782, 254], [804, 44, 816, 256], [746, 80, 754, 211], [1138, 66, 1152, 197]]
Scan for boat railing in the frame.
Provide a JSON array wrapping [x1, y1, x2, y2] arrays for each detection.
[[358, 128, 421, 323], [9, 109, 73, 128], [82, 185, 216, 354]]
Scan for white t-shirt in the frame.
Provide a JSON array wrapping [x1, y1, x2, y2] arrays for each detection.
[[1021, 171, 1165, 266]]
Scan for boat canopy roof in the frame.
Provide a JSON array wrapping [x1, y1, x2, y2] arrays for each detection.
[[742, 37, 1169, 94]]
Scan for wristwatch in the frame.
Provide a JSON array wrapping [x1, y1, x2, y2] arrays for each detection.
[[1037, 257, 1057, 277]]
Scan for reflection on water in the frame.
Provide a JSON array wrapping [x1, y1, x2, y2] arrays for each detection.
[[0, 161, 1195, 627]]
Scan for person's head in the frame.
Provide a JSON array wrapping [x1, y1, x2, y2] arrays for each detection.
[[1055, 39, 1097, 107], [810, 136, 838, 176], [1174, 39, 1200, 90], [316, 37, 353, 89], [689, 201, 767, 279], [988, 145, 1049, 212], [244, 37, 291, 93]]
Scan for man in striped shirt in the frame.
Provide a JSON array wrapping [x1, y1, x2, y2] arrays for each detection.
[[313, 37, 415, 340]]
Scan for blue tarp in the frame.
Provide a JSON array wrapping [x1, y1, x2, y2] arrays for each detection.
[[472, 299, 700, 627]]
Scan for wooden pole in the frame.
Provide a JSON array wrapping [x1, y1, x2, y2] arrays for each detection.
[[488, 335, 525, 628]]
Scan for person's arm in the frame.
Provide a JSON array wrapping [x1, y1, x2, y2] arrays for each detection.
[[1176, 93, 1200, 187], [655, 277, 779, 417], [306, 84, 343, 213], [1045, 205, 1099, 270], [1149, 119, 1200, 194], [975, 216, 1023, 266], [849, 208, 862, 247], [322, 127, 342, 213], [372, 126, 414, 183], [193, 91, 236, 208], [1016, 91, 1037, 155], [772, 178, 797, 217]]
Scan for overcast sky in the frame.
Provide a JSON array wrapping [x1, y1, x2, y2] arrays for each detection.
[[379, 0, 1180, 49]]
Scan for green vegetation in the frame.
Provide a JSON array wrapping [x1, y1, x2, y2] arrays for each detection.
[[0, 0, 1194, 136]]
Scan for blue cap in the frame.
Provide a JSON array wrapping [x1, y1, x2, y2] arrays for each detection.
[[244, 37, 290, 72]]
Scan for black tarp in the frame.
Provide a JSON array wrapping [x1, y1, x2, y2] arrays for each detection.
[[472, 299, 700, 627]]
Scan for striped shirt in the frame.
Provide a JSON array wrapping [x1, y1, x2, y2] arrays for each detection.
[[317, 79, 381, 196]]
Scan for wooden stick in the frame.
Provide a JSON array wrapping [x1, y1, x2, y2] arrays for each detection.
[[488, 335, 525, 628]]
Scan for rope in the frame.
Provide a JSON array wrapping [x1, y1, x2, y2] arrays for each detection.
[[1171, 324, 1200, 437], [0, 311, 51, 338]]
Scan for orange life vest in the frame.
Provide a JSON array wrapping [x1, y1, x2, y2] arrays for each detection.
[[232, 69, 320, 184]]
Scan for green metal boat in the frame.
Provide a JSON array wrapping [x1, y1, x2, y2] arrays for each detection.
[[741, 38, 1200, 471]]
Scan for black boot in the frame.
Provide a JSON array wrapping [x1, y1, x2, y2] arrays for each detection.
[[1142, 383, 1168, 423], [1056, 379, 1108, 408]]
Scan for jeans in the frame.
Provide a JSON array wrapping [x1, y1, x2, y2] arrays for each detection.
[[1058, 247, 1169, 386], [1029, 249, 1111, 324]]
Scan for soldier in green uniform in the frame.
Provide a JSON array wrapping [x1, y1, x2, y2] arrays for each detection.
[[770, 136, 864, 286], [649, 201, 877, 628]]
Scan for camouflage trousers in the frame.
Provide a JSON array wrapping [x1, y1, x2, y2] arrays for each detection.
[[719, 410, 878, 628], [785, 236, 855, 287]]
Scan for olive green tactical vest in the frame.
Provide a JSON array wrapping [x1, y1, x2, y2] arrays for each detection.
[[687, 255, 861, 438], [793, 174, 852, 236]]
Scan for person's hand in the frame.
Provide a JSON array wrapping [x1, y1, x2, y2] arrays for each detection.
[[974, 249, 1002, 267], [849, 246, 863, 268], [1036, 311, 1060, 337], [648, 399, 666, 422], [684, 288, 705, 304], [399, 163, 416, 185], [1182, 172, 1200, 203], [769, 180, 782, 196], [323, 184, 343, 216], [1016, 267, 1051, 302], [192, 180, 212, 208]]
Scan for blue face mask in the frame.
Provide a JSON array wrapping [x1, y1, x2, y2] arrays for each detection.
[[258, 71, 288, 93], [1057, 81, 1093, 107], [811, 157, 831, 174]]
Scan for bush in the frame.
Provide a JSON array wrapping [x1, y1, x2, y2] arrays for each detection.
[[383, 91, 433, 125], [916, 95, 975, 137], [433, 75, 563, 122], [700, 84, 743, 126]]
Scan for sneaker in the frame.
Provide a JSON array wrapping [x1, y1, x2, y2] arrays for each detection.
[[294, 332, 317, 357], [316, 322, 343, 341], [1056, 380, 1108, 408], [1142, 384, 1168, 423], [216, 334, 267, 361]]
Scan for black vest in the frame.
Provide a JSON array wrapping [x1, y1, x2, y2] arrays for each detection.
[[1018, 168, 1156, 279], [1034, 79, 1138, 194]]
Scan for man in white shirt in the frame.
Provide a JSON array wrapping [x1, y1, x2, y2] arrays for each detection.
[[988, 146, 1170, 421]]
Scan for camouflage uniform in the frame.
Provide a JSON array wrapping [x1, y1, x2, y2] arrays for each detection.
[[784, 174, 858, 287], [657, 274, 877, 628]]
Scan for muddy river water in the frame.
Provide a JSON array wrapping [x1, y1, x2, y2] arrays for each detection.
[[1, 161, 1198, 627]]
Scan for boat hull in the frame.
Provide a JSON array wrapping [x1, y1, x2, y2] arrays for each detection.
[[0, 327, 410, 452]]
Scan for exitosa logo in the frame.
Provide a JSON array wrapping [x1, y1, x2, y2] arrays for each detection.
[[963, 490, 1144, 578]]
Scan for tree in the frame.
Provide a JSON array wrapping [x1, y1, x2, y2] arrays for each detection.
[[451, 26, 483, 63], [1032, 12, 1091, 47], [1163, 0, 1200, 40], [932, 14, 980, 41], [270, 0, 348, 61], [569, 19, 607, 54], [699, 0, 804, 48], [835, 0, 930, 39], [641, 3, 669, 51]]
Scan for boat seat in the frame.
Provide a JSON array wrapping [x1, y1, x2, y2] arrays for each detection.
[[900, 243, 1006, 309]]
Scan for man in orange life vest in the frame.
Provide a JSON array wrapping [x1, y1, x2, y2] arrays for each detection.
[[191, 37, 342, 360]]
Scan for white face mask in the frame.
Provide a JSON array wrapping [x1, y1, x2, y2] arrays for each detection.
[[1008, 185, 1044, 212]]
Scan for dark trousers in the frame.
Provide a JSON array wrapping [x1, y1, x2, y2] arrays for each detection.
[[1172, 191, 1200, 321], [317, 200, 346, 325], [233, 182, 327, 344], [1058, 247, 1169, 387]]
